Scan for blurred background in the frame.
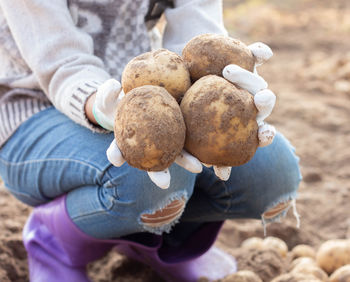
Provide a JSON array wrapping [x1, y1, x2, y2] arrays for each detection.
[[220, 0, 350, 238], [217, 1, 350, 280], [0, 1, 349, 281]]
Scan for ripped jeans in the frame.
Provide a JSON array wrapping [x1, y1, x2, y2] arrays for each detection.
[[0, 107, 302, 239]]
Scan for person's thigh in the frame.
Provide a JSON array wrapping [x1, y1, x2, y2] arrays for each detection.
[[181, 132, 302, 223], [0, 107, 115, 205], [0, 108, 196, 238]]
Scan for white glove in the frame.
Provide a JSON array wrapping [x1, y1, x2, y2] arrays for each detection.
[[212, 42, 277, 181], [101, 81, 203, 189], [92, 79, 124, 131], [107, 141, 202, 190]]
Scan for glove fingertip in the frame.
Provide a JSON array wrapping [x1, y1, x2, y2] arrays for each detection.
[[213, 166, 232, 181], [185, 161, 203, 173], [258, 124, 276, 147], [248, 42, 273, 65], [106, 141, 126, 166], [175, 150, 203, 173], [148, 170, 170, 189]]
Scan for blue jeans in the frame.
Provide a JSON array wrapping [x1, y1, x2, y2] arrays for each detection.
[[0, 108, 302, 239]]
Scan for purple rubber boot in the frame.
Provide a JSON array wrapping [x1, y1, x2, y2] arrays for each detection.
[[23, 195, 236, 282], [117, 221, 237, 281]]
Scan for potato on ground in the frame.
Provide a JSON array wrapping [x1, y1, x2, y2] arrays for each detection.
[[241, 237, 264, 250], [330, 264, 350, 282], [122, 49, 191, 102], [180, 75, 258, 166], [291, 244, 316, 259], [290, 257, 317, 271], [262, 237, 288, 258], [222, 270, 262, 282], [271, 273, 322, 282], [114, 85, 185, 171], [182, 33, 255, 81], [316, 239, 350, 274], [291, 264, 328, 282]]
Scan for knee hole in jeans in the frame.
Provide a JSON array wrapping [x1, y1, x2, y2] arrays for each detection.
[[262, 200, 292, 220], [140, 197, 186, 228]]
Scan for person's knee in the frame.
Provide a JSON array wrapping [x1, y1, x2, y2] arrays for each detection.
[[258, 153, 301, 228], [140, 196, 186, 228], [215, 132, 302, 221], [103, 163, 195, 234], [262, 199, 293, 221]]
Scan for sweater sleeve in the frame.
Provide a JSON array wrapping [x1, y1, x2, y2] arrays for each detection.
[[0, 0, 111, 132], [163, 0, 228, 55]]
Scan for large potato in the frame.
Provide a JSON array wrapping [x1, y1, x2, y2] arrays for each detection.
[[180, 75, 258, 166], [122, 49, 191, 102], [182, 33, 255, 81], [316, 239, 350, 274], [114, 85, 185, 171]]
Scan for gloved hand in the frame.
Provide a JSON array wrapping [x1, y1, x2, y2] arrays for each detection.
[[94, 79, 202, 189], [102, 42, 276, 186], [210, 42, 277, 181], [92, 79, 124, 131]]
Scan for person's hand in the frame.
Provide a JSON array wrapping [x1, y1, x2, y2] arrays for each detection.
[[92, 79, 124, 131], [99, 80, 202, 189], [211, 42, 277, 181], [107, 142, 202, 189]]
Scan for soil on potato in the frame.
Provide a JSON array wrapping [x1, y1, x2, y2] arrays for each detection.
[[1, 0, 349, 281]]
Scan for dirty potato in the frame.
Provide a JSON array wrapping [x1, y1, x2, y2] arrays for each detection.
[[122, 49, 191, 102], [182, 33, 255, 81], [114, 85, 185, 171], [180, 75, 258, 166]]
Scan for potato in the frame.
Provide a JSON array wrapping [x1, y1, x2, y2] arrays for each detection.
[[241, 237, 264, 250], [122, 49, 191, 102], [182, 33, 255, 81], [316, 239, 350, 274], [114, 85, 185, 171], [291, 264, 328, 282], [262, 237, 288, 257], [291, 244, 316, 259], [180, 75, 258, 166], [290, 257, 317, 271], [222, 270, 262, 282], [330, 264, 350, 282], [271, 273, 322, 282]]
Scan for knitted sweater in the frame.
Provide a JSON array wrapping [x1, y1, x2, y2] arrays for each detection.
[[0, 0, 227, 148]]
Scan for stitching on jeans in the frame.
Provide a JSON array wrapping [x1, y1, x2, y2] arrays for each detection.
[[0, 157, 103, 173], [70, 210, 130, 222], [5, 188, 47, 204]]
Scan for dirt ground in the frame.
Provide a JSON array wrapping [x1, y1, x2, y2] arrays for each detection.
[[1, 0, 349, 281]]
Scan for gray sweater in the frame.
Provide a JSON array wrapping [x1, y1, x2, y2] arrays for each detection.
[[0, 0, 227, 148]]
